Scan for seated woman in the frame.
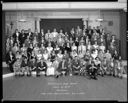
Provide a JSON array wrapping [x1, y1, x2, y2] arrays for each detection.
[[15, 51, 22, 60], [65, 42, 71, 54], [54, 44, 60, 54], [75, 37, 79, 47], [57, 34, 64, 47], [99, 42, 106, 53], [63, 50, 69, 61], [71, 43, 77, 52], [50, 50, 56, 62], [11, 43, 19, 55], [78, 42, 86, 56], [98, 50, 105, 62], [46, 42, 53, 55], [36, 50, 42, 62], [13, 58, 22, 76], [105, 50, 112, 62], [20, 43, 27, 54], [92, 41, 99, 50], [40, 43, 45, 54], [32, 36, 38, 47], [21, 57, 29, 76], [33, 44, 39, 56], [91, 49, 98, 60], [46, 58, 55, 76], [72, 56, 81, 75], [80, 36, 85, 45], [53, 57, 61, 78], [69, 37, 74, 47], [57, 50, 63, 63], [84, 49, 91, 62], [43, 49, 49, 62], [86, 41, 92, 53], [85, 36, 90, 45]]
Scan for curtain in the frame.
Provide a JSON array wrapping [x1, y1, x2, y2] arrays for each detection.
[[40, 19, 83, 34]]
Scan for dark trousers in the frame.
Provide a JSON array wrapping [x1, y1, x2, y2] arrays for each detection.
[[36, 67, 40, 76], [8, 61, 15, 72]]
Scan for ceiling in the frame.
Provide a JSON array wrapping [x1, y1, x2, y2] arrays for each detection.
[[2, 1, 127, 11]]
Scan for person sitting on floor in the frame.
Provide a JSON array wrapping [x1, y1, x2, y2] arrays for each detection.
[[88, 61, 98, 80], [28, 57, 37, 76], [58, 57, 68, 76], [108, 58, 115, 76], [94, 57, 103, 76], [46, 58, 55, 76], [72, 56, 81, 75], [13, 58, 22, 76], [21, 57, 30, 76], [116, 56, 124, 79]]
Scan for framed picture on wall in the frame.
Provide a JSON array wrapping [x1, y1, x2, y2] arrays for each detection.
[[108, 21, 113, 26]]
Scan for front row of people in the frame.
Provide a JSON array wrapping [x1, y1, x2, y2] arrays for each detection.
[[13, 51, 125, 80]]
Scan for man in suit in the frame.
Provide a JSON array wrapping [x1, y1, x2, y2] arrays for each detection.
[[19, 29, 26, 47], [58, 58, 68, 76], [75, 26, 82, 39], [27, 29, 33, 41], [12, 29, 20, 42], [86, 26, 93, 40], [6, 51, 16, 72], [38, 29, 45, 42]]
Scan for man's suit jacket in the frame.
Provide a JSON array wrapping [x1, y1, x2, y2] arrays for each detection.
[[12, 32, 21, 41], [57, 60, 68, 71], [6, 52, 16, 64]]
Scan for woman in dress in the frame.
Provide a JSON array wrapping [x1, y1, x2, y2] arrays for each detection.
[[11, 43, 19, 55], [21, 43, 27, 55], [99, 42, 106, 53], [33, 44, 39, 56], [57, 50, 63, 63], [71, 50, 78, 60], [69, 37, 74, 47], [40, 43, 45, 54], [46, 58, 55, 76], [32, 36, 38, 47], [71, 43, 77, 52], [46, 42, 53, 55], [13, 58, 22, 76], [43, 49, 49, 62], [86, 41, 92, 53], [36, 50, 42, 62], [54, 44, 60, 54]]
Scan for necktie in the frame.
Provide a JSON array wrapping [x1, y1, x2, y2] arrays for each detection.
[[62, 61, 64, 69]]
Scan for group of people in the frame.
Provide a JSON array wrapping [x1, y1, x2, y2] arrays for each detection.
[[5, 25, 126, 80]]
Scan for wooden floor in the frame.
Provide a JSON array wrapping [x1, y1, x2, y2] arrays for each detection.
[[3, 75, 127, 101]]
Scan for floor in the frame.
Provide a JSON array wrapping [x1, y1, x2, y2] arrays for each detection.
[[3, 75, 127, 101]]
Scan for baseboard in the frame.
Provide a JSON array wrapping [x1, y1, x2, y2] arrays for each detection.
[[3, 73, 14, 79]]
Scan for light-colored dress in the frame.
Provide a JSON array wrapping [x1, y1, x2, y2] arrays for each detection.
[[46, 61, 55, 76]]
